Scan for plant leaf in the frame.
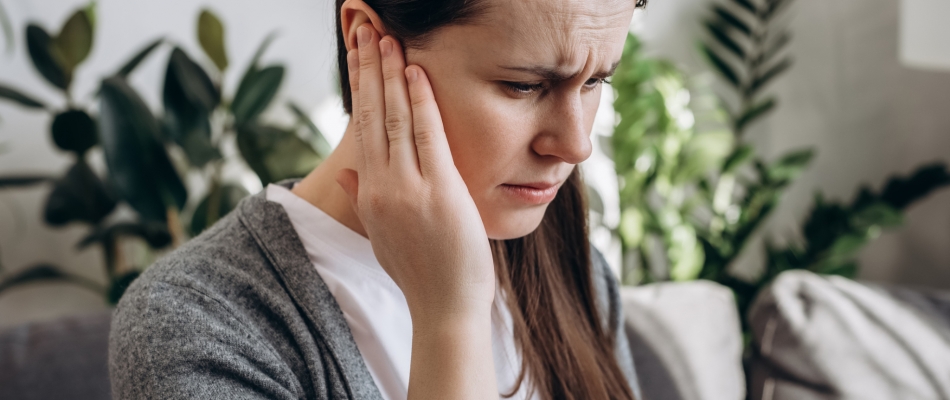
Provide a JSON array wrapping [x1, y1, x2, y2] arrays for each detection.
[[26, 24, 69, 90], [879, 164, 950, 209], [78, 221, 172, 250], [735, 97, 776, 131], [164, 47, 219, 115], [287, 101, 332, 158], [52, 9, 94, 71], [0, 264, 102, 294], [237, 124, 320, 185], [197, 9, 228, 71], [99, 76, 187, 222], [768, 148, 814, 183], [189, 183, 249, 236], [748, 58, 792, 97], [700, 42, 741, 88], [51, 109, 98, 155], [0, 175, 54, 188], [43, 160, 117, 226], [232, 65, 284, 127], [107, 270, 140, 305], [722, 144, 755, 173], [116, 38, 163, 77], [758, 31, 791, 68], [733, 0, 759, 15], [705, 21, 745, 60], [162, 48, 221, 167], [712, 5, 752, 36], [0, 84, 46, 109]]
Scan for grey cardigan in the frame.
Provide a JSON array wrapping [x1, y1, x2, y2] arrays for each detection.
[[109, 183, 640, 399]]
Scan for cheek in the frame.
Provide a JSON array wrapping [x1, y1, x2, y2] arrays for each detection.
[[434, 82, 531, 191]]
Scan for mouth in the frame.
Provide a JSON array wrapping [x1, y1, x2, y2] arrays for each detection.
[[499, 181, 563, 205]]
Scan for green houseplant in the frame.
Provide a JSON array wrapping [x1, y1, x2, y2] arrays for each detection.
[[0, 4, 330, 303], [608, 0, 950, 329]]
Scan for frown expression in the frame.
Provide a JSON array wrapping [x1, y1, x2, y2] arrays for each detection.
[[405, 0, 637, 240]]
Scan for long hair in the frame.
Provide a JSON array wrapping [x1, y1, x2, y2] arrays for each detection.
[[336, 1, 640, 398]]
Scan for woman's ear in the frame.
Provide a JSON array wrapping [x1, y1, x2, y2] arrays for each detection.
[[340, 0, 388, 51]]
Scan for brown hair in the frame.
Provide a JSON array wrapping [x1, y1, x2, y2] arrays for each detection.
[[336, 1, 640, 398]]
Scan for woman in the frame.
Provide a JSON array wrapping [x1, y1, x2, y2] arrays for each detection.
[[110, 0, 647, 398]]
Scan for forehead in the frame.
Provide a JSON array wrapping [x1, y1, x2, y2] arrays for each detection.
[[424, 0, 636, 71]]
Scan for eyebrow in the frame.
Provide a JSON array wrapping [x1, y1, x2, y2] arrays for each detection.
[[498, 60, 621, 81]]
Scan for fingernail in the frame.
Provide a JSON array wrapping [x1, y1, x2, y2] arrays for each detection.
[[347, 50, 359, 73], [380, 39, 392, 58], [357, 26, 370, 47], [405, 67, 418, 83]]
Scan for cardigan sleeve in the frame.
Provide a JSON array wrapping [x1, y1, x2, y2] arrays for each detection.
[[109, 279, 303, 400], [591, 245, 643, 400]]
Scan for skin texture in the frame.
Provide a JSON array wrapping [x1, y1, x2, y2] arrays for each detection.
[[290, 0, 636, 398]]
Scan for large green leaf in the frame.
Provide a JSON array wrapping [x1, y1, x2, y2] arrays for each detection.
[[43, 160, 116, 226], [288, 101, 332, 158], [162, 47, 221, 167], [237, 124, 320, 185], [164, 47, 219, 115], [26, 24, 69, 90], [116, 38, 163, 77], [232, 65, 284, 127], [51, 109, 97, 155], [99, 76, 187, 222], [78, 221, 172, 250], [0, 264, 103, 294], [197, 9, 228, 71], [189, 183, 249, 236], [0, 84, 46, 109], [52, 9, 93, 71]]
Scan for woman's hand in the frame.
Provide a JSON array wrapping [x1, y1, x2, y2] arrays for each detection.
[[335, 24, 498, 399]]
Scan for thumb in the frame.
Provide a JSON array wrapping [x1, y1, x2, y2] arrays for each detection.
[[335, 168, 360, 215]]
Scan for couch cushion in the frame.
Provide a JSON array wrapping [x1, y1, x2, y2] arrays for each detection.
[[0, 311, 112, 400], [622, 281, 746, 400], [749, 270, 950, 400]]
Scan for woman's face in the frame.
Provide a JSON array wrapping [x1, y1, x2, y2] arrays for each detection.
[[404, 0, 637, 240]]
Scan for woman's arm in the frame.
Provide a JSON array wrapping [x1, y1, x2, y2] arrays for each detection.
[[335, 25, 498, 399]]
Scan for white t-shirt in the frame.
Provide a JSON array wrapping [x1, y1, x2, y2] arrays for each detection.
[[266, 183, 535, 400]]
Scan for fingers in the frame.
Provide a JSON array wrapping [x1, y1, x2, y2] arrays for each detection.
[[379, 37, 419, 174], [356, 25, 389, 167], [405, 65, 453, 179], [346, 49, 365, 172]]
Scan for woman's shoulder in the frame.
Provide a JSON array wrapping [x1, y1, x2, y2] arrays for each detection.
[[108, 208, 317, 399]]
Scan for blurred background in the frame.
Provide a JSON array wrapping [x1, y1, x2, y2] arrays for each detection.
[[1, 0, 949, 399]]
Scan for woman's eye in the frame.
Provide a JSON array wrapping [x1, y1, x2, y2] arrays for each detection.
[[502, 81, 546, 95], [585, 77, 611, 88]]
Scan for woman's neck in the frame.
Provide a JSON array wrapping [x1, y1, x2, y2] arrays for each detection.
[[291, 120, 369, 238]]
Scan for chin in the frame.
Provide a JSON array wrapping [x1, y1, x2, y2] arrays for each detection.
[[483, 207, 548, 240]]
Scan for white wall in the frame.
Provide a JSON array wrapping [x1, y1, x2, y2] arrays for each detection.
[[2, 0, 949, 328]]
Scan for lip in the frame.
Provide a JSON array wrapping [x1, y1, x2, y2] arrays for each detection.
[[500, 181, 562, 205]]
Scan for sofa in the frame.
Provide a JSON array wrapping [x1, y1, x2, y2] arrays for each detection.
[[3, 270, 949, 400]]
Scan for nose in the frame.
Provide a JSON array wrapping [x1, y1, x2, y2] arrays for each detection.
[[530, 93, 593, 165]]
